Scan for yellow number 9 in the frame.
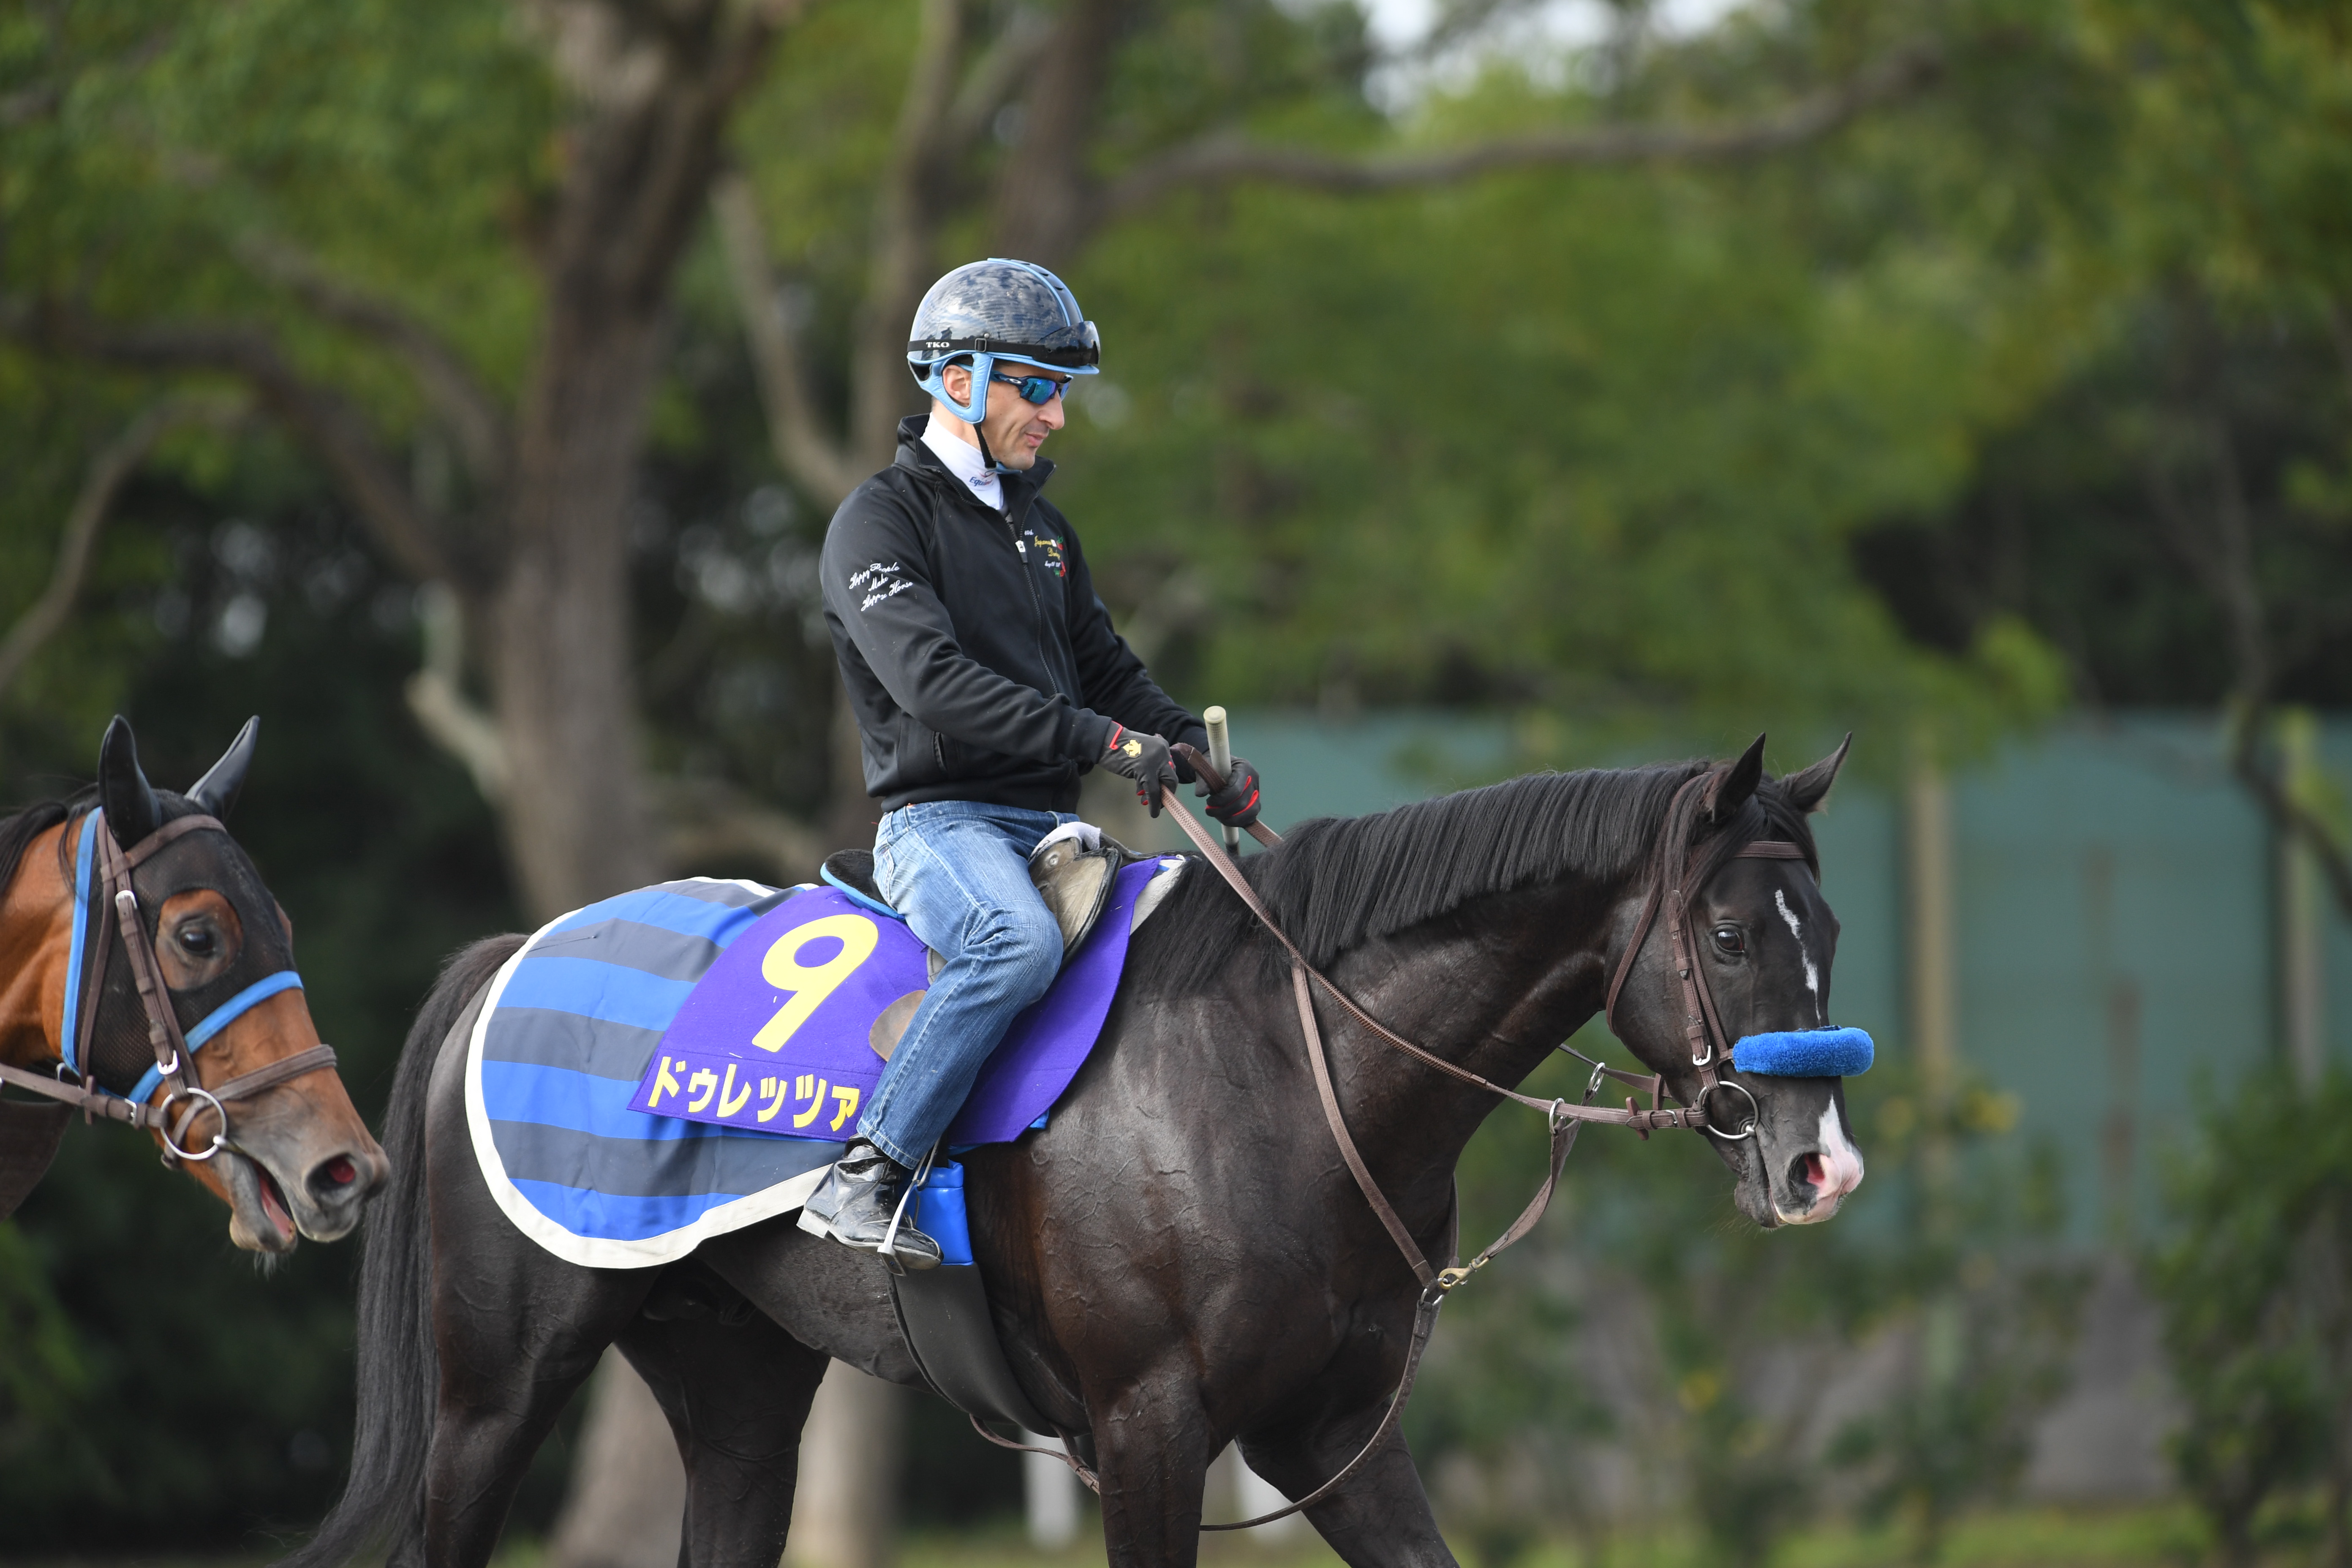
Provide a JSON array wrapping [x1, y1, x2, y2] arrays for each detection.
[[753, 914, 879, 1051]]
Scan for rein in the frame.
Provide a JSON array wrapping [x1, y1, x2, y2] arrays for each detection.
[[0, 809, 334, 1165], [1152, 749, 1802, 1530]]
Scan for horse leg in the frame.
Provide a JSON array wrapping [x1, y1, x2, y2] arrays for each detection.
[[419, 1251, 648, 1567], [1240, 1410, 1459, 1568], [1088, 1374, 1222, 1568], [612, 1306, 829, 1568], [417, 1044, 653, 1568]]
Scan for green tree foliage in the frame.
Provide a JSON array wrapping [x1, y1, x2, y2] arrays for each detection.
[[2149, 1070, 2352, 1568], [1824, 1076, 2082, 1565], [1044, 9, 2078, 757], [1857, 0, 2352, 899], [0, 1219, 86, 1473]]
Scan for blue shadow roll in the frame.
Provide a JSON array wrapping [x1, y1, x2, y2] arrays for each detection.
[[1731, 1026, 1874, 1077]]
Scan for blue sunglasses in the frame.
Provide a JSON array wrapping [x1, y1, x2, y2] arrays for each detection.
[[990, 370, 1073, 406]]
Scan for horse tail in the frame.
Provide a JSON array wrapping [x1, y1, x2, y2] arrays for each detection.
[[280, 934, 525, 1568]]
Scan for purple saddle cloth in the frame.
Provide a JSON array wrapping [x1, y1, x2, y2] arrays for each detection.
[[630, 860, 1163, 1146]]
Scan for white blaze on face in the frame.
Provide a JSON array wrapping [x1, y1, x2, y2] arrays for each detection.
[[1778, 1099, 1868, 1225], [1775, 889, 1824, 1024], [1812, 1099, 1865, 1202]]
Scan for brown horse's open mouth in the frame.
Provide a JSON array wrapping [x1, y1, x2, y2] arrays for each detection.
[[225, 1149, 299, 1252]]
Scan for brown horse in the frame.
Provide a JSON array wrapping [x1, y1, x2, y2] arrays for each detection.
[[0, 716, 387, 1251]]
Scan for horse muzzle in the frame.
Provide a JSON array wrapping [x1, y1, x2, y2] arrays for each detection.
[[223, 1132, 388, 1250]]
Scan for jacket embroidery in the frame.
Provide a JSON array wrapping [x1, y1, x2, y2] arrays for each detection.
[[849, 561, 913, 612]]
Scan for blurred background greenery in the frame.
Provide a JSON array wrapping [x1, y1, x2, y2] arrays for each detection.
[[3, 0, 2351, 1564]]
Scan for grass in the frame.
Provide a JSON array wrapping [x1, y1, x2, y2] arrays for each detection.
[[879, 1503, 2220, 1568], [0, 1503, 2254, 1568]]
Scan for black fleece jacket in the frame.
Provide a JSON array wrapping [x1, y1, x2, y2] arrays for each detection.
[[821, 416, 1206, 813]]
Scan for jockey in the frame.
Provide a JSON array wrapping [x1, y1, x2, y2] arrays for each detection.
[[803, 258, 1265, 1268]]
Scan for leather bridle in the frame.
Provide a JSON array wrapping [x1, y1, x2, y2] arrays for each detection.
[[1116, 750, 1813, 1530], [1600, 770, 1811, 1143], [0, 810, 336, 1165]]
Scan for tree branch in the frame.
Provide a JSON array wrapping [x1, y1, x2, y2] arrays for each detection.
[[1100, 41, 1946, 219], [0, 395, 244, 699], [605, 6, 786, 309], [2230, 715, 2352, 922], [710, 172, 864, 504], [234, 237, 512, 489], [9, 299, 463, 589], [403, 582, 510, 801], [850, 0, 971, 465], [653, 775, 828, 883], [944, 4, 1053, 149], [2140, 404, 2352, 922], [989, 0, 1133, 266]]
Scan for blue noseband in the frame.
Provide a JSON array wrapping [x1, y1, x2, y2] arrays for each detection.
[[1731, 1026, 1873, 1077]]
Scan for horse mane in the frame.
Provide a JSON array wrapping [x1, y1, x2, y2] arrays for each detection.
[[0, 783, 217, 902], [1131, 758, 1821, 994], [0, 791, 94, 901]]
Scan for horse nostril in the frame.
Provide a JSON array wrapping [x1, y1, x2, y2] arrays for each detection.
[[307, 1155, 364, 1201], [1790, 1152, 1826, 1192]]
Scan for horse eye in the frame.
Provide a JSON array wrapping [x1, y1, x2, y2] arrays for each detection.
[[177, 925, 217, 958], [1712, 924, 1746, 956]]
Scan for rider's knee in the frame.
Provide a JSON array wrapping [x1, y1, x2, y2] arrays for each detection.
[[971, 901, 1063, 996]]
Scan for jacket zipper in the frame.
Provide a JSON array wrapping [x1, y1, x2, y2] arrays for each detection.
[[1002, 504, 1052, 685]]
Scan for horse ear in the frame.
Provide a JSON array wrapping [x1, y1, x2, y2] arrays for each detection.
[[188, 716, 259, 820], [1702, 734, 1768, 822], [1781, 732, 1853, 815], [98, 715, 161, 848]]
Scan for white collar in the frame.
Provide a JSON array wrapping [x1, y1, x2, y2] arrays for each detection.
[[921, 413, 1001, 504]]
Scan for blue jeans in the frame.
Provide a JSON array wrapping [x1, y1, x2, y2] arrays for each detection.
[[858, 801, 1074, 1168]]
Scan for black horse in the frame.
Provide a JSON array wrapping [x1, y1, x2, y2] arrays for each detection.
[[294, 738, 1858, 1568]]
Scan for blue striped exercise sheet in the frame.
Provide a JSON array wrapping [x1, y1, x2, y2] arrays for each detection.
[[465, 878, 844, 1269]]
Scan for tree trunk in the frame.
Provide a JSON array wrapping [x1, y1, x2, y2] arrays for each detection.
[[786, 1363, 903, 1568], [545, 1353, 691, 1568], [494, 8, 782, 1560], [488, 313, 670, 915], [988, 0, 1131, 268]]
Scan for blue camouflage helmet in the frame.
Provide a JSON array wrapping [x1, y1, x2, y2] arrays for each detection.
[[907, 258, 1101, 424]]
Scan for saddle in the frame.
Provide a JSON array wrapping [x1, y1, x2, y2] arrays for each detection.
[[820, 825, 1147, 964], [817, 829, 1149, 1458]]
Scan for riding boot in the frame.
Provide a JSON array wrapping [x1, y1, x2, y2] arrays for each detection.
[[796, 1138, 943, 1270]]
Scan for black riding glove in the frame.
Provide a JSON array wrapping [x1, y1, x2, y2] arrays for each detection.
[[1098, 725, 1176, 814], [1200, 754, 1263, 829]]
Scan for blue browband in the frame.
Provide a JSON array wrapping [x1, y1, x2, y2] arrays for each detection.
[[59, 808, 305, 1106], [1730, 1026, 1874, 1077]]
